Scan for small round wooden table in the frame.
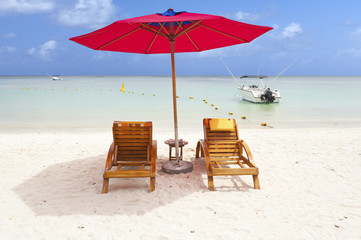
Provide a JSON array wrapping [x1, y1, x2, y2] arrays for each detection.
[[164, 139, 188, 161]]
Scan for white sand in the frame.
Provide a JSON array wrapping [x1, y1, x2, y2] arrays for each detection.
[[1, 128, 361, 239]]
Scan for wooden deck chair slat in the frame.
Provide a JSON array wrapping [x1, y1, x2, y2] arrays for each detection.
[[207, 132, 237, 137], [104, 170, 154, 178], [212, 168, 259, 176], [114, 127, 149, 131], [208, 140, 239, 144], [209, 148, 239, 153], [209, 157, 240, 161], [208, 145, 239, 150], [117, 146, 149, 151], [117, 151, 148, 155], [207, 136, 239, 140], [118, 156, 147, 162], [115, 139, 150, 143], [114, 142, 150, 147], [207, 133, 237, 138], [209, 153, 240, 157], [114, 161, 150, 166], [115, 135, 150, 139], [117, 155, 148, 159], [114, 126, 151, 130]]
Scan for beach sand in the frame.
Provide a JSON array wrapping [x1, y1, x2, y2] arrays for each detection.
[[1, 128, 361, 239]]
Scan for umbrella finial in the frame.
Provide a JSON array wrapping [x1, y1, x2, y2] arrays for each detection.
[[159, 8, 184, 16]]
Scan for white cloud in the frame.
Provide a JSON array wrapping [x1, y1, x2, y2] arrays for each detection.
[[91, 51, 112, 60], [0, 45, 17, 53], [28, 47, 36, 55], [235, 11, 261, 22], [259, 22, 303, 41], [6, 46, 16, 52], [2, 32, 17, 38], [54, 0, 116, 29], [28, 40, 57, 59], [39, 40, 56, 57], [282, 22, 302, 39], [0, 0, 54, 14], [336, 48, 361, 58], [343, 20, 358, 27], [351, 27, 361, 39]]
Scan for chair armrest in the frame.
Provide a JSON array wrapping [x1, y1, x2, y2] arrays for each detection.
[[105, 142, 114, 170], [196, 140, 210, 157], [151, 140, 157, 172], [196, 139, 203, 158], [237, 140, 255, 163], [196, 139, 212, 168]]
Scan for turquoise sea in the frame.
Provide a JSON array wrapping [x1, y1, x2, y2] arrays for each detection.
[[1, 75, 361, 131]]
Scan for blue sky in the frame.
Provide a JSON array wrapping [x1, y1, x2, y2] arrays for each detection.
[[1, 0, 361, 76]]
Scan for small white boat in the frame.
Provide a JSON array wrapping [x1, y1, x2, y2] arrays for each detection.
[[48, 74, 63, 81], [217, 55, 299, 103], [238, 76, 281, 103]]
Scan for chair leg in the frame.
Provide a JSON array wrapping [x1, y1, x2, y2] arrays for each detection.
[[195, 142, 200, 158], [102, 178, 109, 193], [253, 175, 260, 189], [208, 176, 215, 191], [150, 177, 155, 192]]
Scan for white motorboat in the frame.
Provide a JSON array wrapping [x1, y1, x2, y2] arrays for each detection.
[[238, 76, 281, 103], [48, 74, 63, 81], [217, 55, 299, 103]]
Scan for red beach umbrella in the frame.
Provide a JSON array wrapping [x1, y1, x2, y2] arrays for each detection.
[[70, 8, 272, 173]]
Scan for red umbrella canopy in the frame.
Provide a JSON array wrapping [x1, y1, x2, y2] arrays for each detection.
[[70, 9, 273, 54]]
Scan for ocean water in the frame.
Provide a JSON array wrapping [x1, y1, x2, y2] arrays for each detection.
[[1, 75, 361, 131]]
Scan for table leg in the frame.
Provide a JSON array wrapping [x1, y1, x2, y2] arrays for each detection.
[[169, 146, 172, 161]]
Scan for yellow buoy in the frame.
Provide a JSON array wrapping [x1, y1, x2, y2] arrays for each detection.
[[120, 83, 125, 92], [189, 97, 193, 99], [142, 93, 144, 95], [203, 99, 206, 102], [229, 112, 233, 115], [242, 116, 246, 119], [211, 104, 214, 106], [261, 122, 267, 126], [176, 96, 179, 98], [100, 88, 102, 91], [205, 101, 208, 104], [215, 107, 218, 110], [153, 94, 156, 96]]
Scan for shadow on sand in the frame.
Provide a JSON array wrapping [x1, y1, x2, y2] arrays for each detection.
[[13, 154, 254, 216]]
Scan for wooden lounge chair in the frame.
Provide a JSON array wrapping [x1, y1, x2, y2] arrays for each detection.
[[102, 121, 157, 193], [195, 118, 260, 191]]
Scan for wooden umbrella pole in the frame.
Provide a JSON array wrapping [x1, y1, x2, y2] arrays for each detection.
[[169, 23, 180, 165]]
